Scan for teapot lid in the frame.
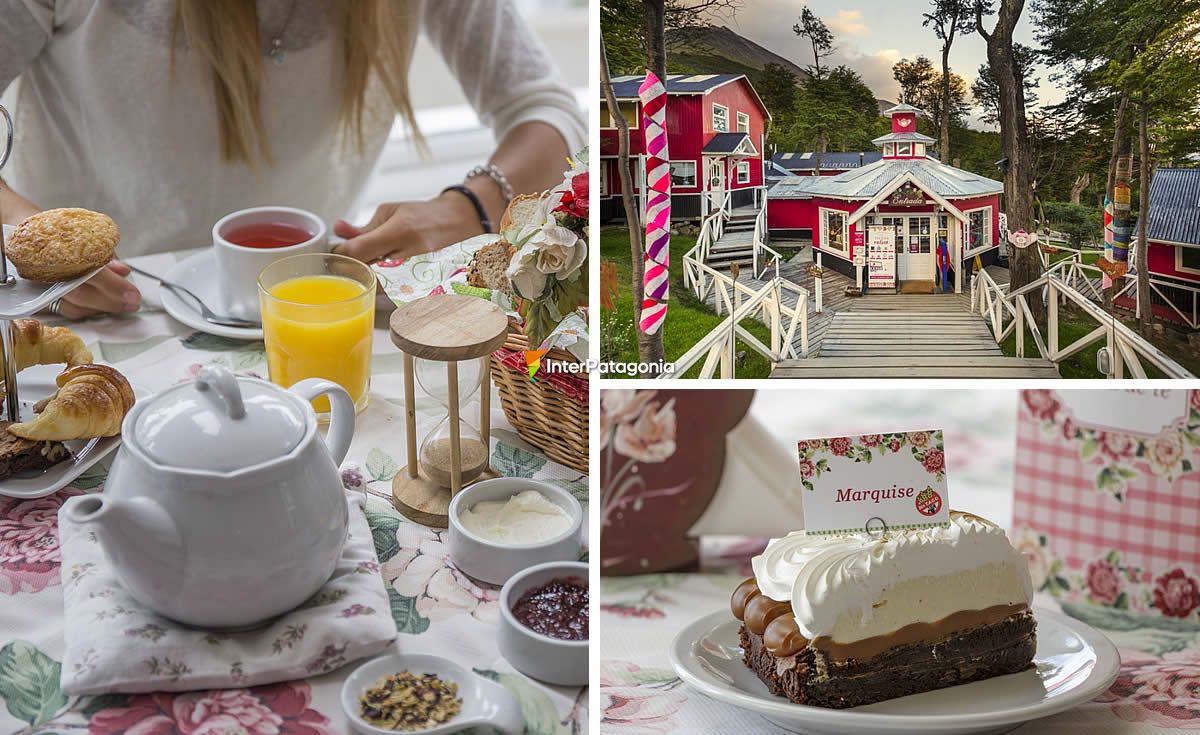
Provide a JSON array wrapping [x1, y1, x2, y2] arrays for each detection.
[[132, 365, 308, 472]]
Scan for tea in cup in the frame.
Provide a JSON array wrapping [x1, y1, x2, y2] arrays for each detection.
[[213, 206, 328, 323]]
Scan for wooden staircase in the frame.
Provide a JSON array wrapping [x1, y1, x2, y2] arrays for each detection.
[[706, 208, 759, 271], [771, 294, 1061, 378]]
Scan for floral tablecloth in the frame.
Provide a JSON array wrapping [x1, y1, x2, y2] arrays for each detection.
[[599, 389, 1197, 733], [0, 251, 588, 735]]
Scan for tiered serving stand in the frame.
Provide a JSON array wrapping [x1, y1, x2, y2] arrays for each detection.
[[0, 102, 123, 499]]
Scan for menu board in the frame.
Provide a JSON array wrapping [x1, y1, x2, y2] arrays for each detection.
[[867, 225, 896, 289]]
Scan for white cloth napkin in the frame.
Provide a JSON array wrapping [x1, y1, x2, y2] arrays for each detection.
[[57, 492, 397, 695]]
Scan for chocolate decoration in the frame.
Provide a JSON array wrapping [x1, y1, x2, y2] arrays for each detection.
[[731, 578, 1029, 660]]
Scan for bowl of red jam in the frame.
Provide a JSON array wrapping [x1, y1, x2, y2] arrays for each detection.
[[498, 561, 588, 685]]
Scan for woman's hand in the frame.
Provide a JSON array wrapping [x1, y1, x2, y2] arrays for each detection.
[[333, 188, 500, 264], [57, 261, 141, 320]]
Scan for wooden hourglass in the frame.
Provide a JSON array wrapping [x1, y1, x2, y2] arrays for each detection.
[[389, 294, 509, 527]]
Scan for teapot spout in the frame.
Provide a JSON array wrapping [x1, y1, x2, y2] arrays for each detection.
[[66, 495, 184, 599]]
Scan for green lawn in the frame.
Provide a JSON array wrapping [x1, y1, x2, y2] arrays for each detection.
[[600, 226, 775, 379], [996, 304, 1169, 379], [1046, 249, 1103, 267]]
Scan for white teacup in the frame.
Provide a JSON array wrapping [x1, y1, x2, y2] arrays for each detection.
[[213, 206, 328, 323]]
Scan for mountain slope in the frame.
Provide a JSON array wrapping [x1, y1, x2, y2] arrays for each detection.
[[666, 25, 810, 81]]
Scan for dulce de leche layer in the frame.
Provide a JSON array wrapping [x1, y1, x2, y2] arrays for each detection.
[[731, 577, 1029, 660]]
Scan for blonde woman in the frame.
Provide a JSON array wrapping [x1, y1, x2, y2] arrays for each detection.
[[0, 1, 584, 319]]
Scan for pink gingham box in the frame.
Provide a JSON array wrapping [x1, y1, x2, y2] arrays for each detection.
[[1012, 390, 1200, 625]]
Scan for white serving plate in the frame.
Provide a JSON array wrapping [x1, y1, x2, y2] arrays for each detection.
[[0, 224, 105, 319], [160, 249, 263, 341], [0, 365, 147, 499], [669, 608, 1120, 735]]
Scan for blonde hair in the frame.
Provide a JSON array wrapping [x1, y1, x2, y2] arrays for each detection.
[[172, 0, 422, 166]]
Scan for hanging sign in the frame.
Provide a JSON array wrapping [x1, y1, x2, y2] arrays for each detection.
[[888, 182, 927, 207], [852, 230, 866, 266], [867, 225, 895, 289], [1008, 229, 1038, 250], [797, 430, 950, 536]]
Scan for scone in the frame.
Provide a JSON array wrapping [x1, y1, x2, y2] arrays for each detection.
[[0, 422, 68, 481], [466, 239, 517, 294], [5, 208, 119, 282]]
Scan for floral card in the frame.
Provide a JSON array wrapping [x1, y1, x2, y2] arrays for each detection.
[[797, 430, 949, 536], [1013, 390, 1200, 628]]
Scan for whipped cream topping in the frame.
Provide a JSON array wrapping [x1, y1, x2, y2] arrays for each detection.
[[459, 490, 573, 545], [751, 512, 1033, 643]]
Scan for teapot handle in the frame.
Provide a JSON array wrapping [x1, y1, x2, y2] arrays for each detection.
[[289, 379, 354, 465]]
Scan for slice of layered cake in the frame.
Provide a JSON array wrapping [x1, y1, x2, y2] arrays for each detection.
[[731, 511, 1035, 708]]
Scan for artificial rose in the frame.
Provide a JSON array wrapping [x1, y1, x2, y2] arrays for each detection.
[[554, 171, 589, 220], [87, 682, 338, 735], [798, 458, 816, 479], [1087, 558, 1122, 605], [829, 437, 852, 456], [922, 447, 945, 474], [614, 399, 677, 463], [1012, 529, 1049, 592], [1098, 431, 1137, 460], [1023, 389, 1060, 421], [506, 242, 550, 300], [908, 431, 931, 448], [1153, 568, 1200, 618], [860, 434, 883, 447], [533, 224, 586, 278], [1145, 432, 1186, 475]]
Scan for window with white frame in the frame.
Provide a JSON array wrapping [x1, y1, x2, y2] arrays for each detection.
[[600, 101, 639, 129], [822, 209, 848, 254], [897, 142, 913, 156], [736, 160, 750, 184], [713, 104, 729, 132], [915, 143, 925, 157], [884, 143, 895, 157], [600, 162, 609, 196], [966, 207, 992, 251], [1178, 246, 1200, 274], [669, 160, 697, 188], [736, 111, 750, 133]]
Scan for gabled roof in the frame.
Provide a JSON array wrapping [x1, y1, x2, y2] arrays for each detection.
[[883, 102, 925, 117], [769, 157, 1003, 200], [605, 73, 771, 119], [1148, 168, 1200, 247], [703, 132, 757, 156], [772, 151, 883, 170], [608, 74, 746, 98]]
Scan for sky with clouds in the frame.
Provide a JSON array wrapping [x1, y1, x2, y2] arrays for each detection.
[[707, 0, 1064, 122]]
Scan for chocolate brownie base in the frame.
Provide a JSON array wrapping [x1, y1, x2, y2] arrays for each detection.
[[739, 611, 1036, 708], [0, 422, 68, 481]]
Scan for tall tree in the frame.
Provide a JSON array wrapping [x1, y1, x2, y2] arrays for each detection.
[[638, 0, 667, 370], [893, 56, 939, 106], [977, 0, 1042, 317], [923, 0, 979, 161], [793, 7, 835, 79], [970, 44, 1039, 125], [777, 65, 882, 162], [893, 57, 970, 137], [1137, 100, 1151, 335]]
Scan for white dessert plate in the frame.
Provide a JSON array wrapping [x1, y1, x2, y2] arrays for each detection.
[[0, 365, 149, 499], [160, 249, 263, 341], [341, 653, 524, 735], [0, 224, 106, 319], [669, 608, 1120, 735]]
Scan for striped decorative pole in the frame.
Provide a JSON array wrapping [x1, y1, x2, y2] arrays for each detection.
[[1102, 198, 1114, 289], [639, 72, 671, 335]]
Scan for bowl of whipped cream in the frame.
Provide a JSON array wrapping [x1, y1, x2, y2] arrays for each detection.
[[447, 478, 583, 586]]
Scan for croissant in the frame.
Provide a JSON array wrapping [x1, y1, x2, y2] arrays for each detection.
[[9, 364, 135, 440], [10, 319, 92, 371]]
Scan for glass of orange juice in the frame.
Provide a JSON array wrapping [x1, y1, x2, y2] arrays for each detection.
[[258, 253, 376, 417]]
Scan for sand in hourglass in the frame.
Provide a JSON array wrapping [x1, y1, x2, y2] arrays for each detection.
[[420, 437, 490, 487]]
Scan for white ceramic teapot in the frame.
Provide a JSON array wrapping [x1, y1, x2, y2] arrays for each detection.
[[66, 365, 356, 629]]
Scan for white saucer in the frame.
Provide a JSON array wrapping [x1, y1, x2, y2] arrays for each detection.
[[160, 250, 263, 341], [669, 608, 1120, 735], [0, 224, 106, 319], [0, 365, 149, 500]]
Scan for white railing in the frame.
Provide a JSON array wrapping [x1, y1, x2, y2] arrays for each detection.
[[751, 205, 782, 281], [682, 201, 727, 292], [1146, 276, 1200, 330], [970, 266, 1194, 379]]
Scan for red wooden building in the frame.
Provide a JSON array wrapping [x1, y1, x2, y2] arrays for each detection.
[[767, 104, 1003, 293], [1131, 167, 1200, 327], [599, 74, 770, 222]]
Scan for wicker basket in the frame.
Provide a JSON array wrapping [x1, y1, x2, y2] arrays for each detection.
[[491, 332, 588, 474]]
